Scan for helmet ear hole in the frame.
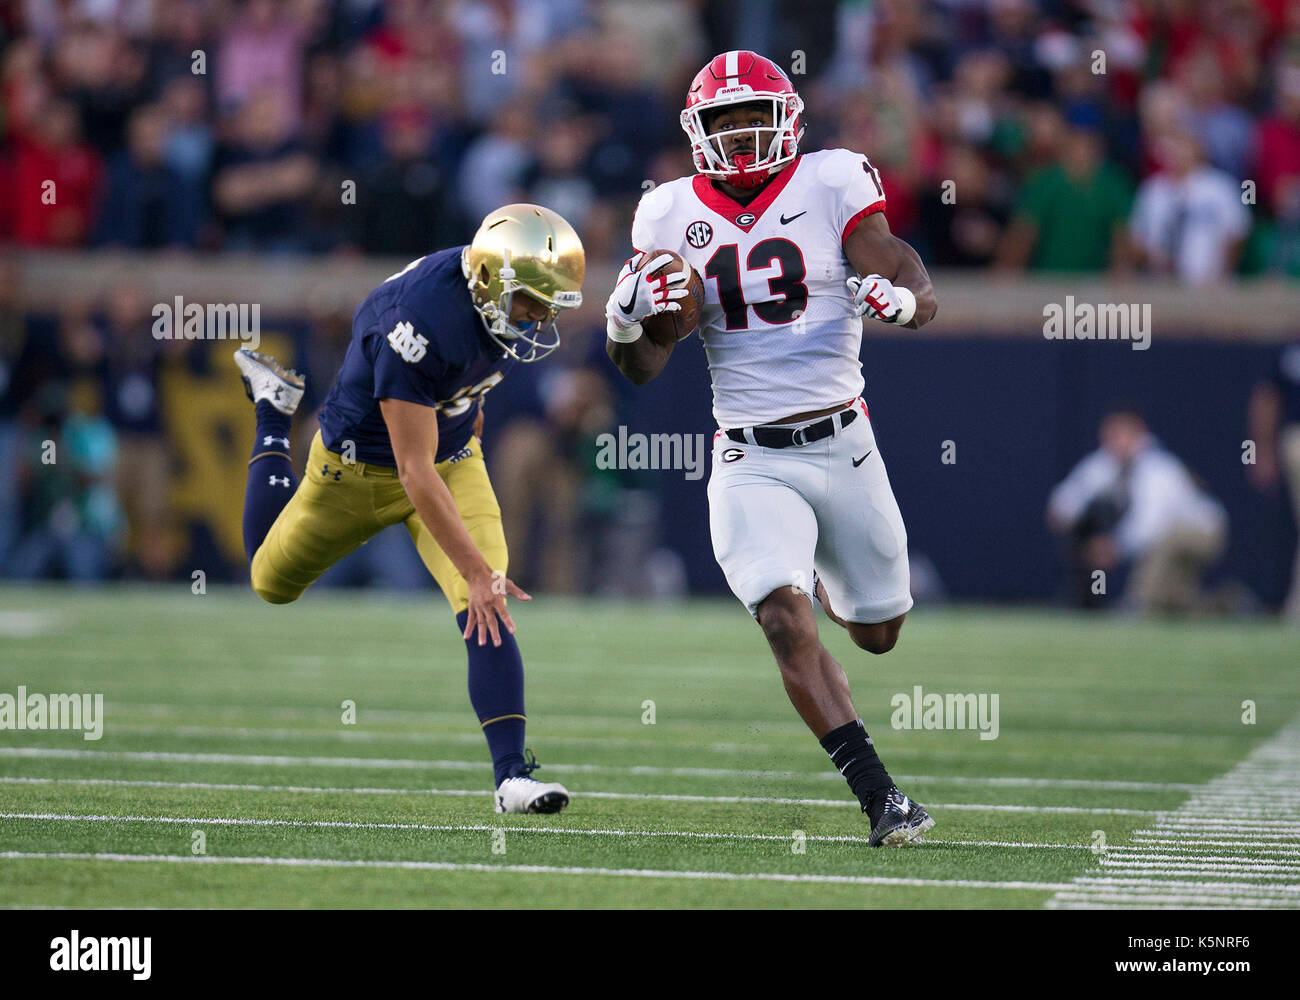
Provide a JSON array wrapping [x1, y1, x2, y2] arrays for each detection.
[[478, 264, 490, 290]]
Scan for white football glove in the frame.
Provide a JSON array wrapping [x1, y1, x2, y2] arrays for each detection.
[[847, 273, 916, 325], [606, 252, 692, 342]]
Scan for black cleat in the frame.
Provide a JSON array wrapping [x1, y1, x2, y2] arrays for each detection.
[[868, 786, 935, 847]]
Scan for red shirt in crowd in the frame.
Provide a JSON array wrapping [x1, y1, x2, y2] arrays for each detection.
[[10, 135, 103, 246]]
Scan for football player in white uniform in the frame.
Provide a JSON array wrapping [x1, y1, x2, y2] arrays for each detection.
[[605, 50, 938, 846]]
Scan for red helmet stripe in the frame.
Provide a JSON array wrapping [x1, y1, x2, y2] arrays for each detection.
[[683, 50, 804, 188]]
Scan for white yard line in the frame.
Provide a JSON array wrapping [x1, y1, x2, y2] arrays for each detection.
[[43, 723, 1216, 790], [0, 773, 1155, 815], [0, 745, 1212, 793], [0, 811, 1088, 851], [0, 748, 1176, 810], [6, 849, 1298, 900], [0, 850, 1084, 893], [0, 810, 878, 844], [1047, 719, 1300, 910]]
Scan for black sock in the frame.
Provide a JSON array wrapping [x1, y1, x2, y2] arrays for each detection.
[[820, 719, 894, 822], [243, 401, 296, 561], [457, 609, 527, 787]]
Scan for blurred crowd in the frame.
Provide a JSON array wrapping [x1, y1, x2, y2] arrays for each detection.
[[4, 0, 1300, 600], [1, 0, 1299, 275]]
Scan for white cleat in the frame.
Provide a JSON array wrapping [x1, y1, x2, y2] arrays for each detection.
[[234, 348, 305, 416], [494, 775, 570, 814]]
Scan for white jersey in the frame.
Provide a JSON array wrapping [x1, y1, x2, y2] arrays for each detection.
[[631, 148, 887, 428]]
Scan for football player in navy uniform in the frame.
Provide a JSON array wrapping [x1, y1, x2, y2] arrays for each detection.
[[234, 203, 584, 813]]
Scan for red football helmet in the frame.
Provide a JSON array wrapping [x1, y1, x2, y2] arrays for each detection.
[[681, 50, 805, 189]]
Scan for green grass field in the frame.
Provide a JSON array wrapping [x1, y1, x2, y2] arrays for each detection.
[[1, 585, 1297, 909]]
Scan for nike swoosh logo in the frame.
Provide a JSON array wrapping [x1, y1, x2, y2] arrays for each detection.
[[852, 450, 872, 467], [780, 211, 807, 225], [618, 278, 639, 316]]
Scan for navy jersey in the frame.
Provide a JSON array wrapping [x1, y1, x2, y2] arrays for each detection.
[[318, 247, 516, 466]]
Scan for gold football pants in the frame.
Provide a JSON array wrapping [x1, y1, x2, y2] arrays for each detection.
[[250, 431, 507, 613]]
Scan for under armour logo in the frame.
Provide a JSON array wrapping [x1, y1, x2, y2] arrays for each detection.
[[321, 463, 342, 481], [263, 435, 290, 448], [268, 475, 290, 487]]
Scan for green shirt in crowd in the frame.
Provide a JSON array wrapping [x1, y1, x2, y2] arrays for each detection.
[[1015, 162, 1134, 271]]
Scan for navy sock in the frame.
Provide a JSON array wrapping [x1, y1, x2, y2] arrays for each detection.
[[820, 719, 895, 821], [243, 401, 296, 561], [457, 609, 527, 786]]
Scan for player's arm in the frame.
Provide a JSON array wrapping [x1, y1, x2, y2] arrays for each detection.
[[379, 396, 529, 646], [606, 330, 674, 386], [604, 252, 690, 386], [843, 212, 938, 330]]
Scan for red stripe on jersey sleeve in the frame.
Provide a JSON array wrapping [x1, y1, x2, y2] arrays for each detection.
[[841, 201, 886, 245]]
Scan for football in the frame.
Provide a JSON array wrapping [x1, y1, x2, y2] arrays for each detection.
[[639, 249, 705, 345]]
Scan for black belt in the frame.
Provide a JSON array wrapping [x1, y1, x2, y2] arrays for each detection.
[[726, 406, 856, 449]]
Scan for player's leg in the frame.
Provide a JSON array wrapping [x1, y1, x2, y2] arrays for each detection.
[[812, 405, 914, 651], [405, 435, 568, 814], [754, 585, 857, 734], [805, 407, 930, 843], [236, 350, 305, 563], [708, 447, 913, 842], [235, 349, 384, 604], [709, 430, 929, 845], [708, 451, 838, 726], [813, 573, 906, 652]]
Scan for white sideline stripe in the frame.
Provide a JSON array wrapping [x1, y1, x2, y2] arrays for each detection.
[[0, 610, 57, 637], [1049, 718, 1300, 910], [0, 851, 1088, 892], [107, 723, 664, 750], [1096, 859, 1300, 879], [6, 851, 1293, 898], [1048, 894, 1297, 909], [62, 727, 1230, 793], [0, 812, 1088, 852], [0, 774, 1153, 815], [1074, 876, 1300, 895], [0, 746, 1208, 793], [1104, 851, 1300, 869], [102, 700, 1300, 753], [100, 726, 1213, 791], [0, 778, 1151, 829], [87, 723, 1300, 796], [1, 811, 884, 845], [1130, 837, 1300, 855], [1144, 817, 1300, 828]]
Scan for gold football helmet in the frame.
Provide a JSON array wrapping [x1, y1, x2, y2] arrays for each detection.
[[461, 203, 585, 363]]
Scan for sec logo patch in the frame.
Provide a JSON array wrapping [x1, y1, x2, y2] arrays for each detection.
[[686, 220, 713, 248], [720, 447, 747, 464]]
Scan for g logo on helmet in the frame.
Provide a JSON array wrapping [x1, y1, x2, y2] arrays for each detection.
[[686, 221, 713, 248]]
